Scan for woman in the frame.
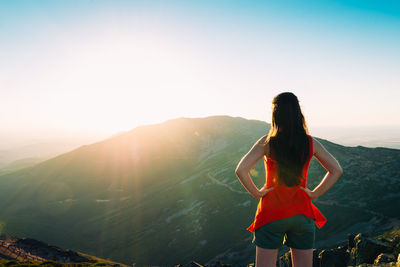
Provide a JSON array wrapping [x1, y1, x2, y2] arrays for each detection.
[[235, 92, 343, 267]]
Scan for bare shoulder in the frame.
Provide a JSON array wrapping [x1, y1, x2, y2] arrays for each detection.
[[255, 134, 269, 156], [310, 135, 322, 156], [311, 135, 331, 157], [310, 135, 316, 156]]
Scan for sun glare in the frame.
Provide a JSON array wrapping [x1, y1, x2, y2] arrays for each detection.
[[36, 30, 207, 134]]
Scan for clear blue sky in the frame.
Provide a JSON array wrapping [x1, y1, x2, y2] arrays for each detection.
[[1, 0, 399, 137]]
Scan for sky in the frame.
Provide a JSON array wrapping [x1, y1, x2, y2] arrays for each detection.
[[1, 0, 400, 142]]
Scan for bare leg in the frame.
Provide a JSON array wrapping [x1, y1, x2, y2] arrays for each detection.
[[255, 246, 278, 267], [291, 248, 313, 267]]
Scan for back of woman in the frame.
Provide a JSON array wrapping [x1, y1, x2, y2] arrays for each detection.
[[235, 92, 343, 267]]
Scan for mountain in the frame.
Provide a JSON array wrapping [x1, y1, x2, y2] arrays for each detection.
[[0, 115, 399, 266]]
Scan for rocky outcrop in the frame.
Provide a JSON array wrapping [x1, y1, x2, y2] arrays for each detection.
[[14, 237, 93, 263], [1, 226, 400, 267], [318, 245, 349, 267], [0, 234, 127, 266], [174, 232, 400, 267], [0, 235, 94, 263], [374, 253, 396, 264], [276, 229, 400, 267], [349, 233, 393, 265]]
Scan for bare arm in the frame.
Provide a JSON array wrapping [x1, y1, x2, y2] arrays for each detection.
[[301, 137, 343, 199], [235, 135, 274, 199]]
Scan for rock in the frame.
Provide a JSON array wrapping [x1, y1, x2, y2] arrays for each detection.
[[348, 233, 356, 249], [13, 237, 93, 263], [278, 251, 291, 267], [187, 261, 204, 267], [394, 240, 400, 256], [374, 253, 396, 264], [313, 249, 321, 267], [276, 249, 319, 267], [350, 233, 394, 265], [319, 246, 350, 267]]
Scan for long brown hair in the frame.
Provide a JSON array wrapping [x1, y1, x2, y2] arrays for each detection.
[[264, 92, 311, 187]]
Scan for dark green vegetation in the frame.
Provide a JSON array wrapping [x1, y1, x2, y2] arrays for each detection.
[[0, 116, 399, 266]]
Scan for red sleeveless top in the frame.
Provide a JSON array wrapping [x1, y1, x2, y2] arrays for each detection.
[[246, 134, 327, 232]]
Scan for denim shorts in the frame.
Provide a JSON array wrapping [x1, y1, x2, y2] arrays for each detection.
[[252, 214, 315, 249]]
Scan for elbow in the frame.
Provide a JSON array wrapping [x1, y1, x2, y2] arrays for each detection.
[[235, 168, 241, 176], [328, 166, 343, 177], [336, 166, 343, 176], [235, 167, 244, 177]]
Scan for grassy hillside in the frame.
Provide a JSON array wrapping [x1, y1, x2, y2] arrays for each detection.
[[0, 115, 398, 266]]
